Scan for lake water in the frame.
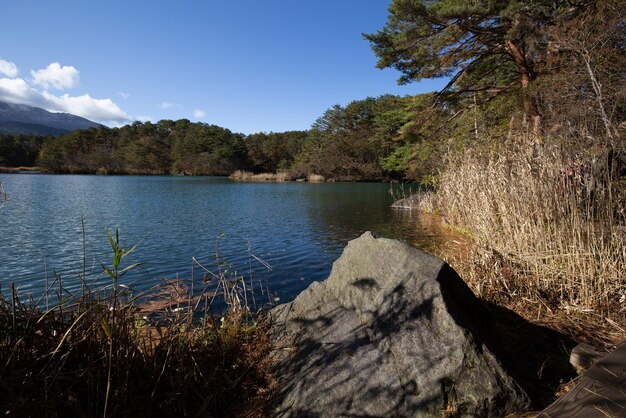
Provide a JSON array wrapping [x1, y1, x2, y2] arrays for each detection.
[[0, 175, 430, 305]]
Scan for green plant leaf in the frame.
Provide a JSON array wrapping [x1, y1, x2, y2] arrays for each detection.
[[101, 318, 112, 340], [119, 262, 143, 278], [107, 229, 116, 251], [113, 253, 121, 270], [99, 261, 114, 279], [121, 239, 143, 259]]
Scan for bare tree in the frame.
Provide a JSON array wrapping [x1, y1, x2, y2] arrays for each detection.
[[539, 0, 626, 150]]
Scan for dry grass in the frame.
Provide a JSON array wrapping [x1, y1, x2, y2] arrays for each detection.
[[230, 170, 294, 182], [428, 136, 625, 347], [306, 174, 325, 182], [0, 166, 40, 173], [391, 189, 439, 213], [230, 170, 326, 182], [0, 234, 274, 417]]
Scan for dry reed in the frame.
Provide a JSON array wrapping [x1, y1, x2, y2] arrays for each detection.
[[230, 170, 293, 182], [434, 136, 625, 345], [0, 231, 274, 417], [230, 170, 326, 182]]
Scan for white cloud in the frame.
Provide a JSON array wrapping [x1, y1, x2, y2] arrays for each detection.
[[0, 76, 130, 125], [193, 109, 206, 118], [135, 115, 153, 122], [0, 60, 18, 78], [0, 78, 34, 102], [42, 91, 129, 122], [159, 101, 175, 109], [118, 91, 131, 99], [31, 62, 80, 90]]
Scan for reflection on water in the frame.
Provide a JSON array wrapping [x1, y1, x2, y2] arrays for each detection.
[[0, 175, 437, 303]]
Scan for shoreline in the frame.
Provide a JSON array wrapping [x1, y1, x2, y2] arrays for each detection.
[[0, 168, 408, 184], [229, 170, 326, 182], [0, 166, 41, 174]]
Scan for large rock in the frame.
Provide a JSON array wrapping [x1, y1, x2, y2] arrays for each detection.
[[270, 232, 531, 417]]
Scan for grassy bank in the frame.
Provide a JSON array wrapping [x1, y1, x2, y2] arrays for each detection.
[[409, 136, 625, 348], [0, 166, 40, 173], [229, 170, 325, 182], [0, 232, 274, 417]]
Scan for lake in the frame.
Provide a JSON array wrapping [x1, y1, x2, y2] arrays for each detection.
[[0, 175, 430, 305]]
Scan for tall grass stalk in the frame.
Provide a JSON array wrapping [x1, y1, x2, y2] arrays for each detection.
[[0, 230, 273, 417], [436, 136, 625, 336]]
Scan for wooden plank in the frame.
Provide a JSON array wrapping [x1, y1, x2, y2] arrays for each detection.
[[585, 343, 626, 390], [571, 343, 604, 370], [539, 342, 626, 418], [538, 378, 625, 417]]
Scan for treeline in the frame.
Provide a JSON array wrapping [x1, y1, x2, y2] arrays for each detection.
[[37, 121, 247, 176], [0, 91, 510, 182], [0, 93, 457, 182], [2, 120, 306, 176], [292, 94, 451, 182], [0, 134, 46, 167]]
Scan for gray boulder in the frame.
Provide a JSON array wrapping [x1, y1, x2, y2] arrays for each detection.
[[270, 232, 531, 417]]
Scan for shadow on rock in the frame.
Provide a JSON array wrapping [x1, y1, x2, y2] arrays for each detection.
[[270, 232, 575, 417]]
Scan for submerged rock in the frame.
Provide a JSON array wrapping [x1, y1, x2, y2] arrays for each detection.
[[270, 231, 531, 417]]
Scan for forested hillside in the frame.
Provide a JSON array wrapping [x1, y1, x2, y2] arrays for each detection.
[[0, 93, 455, 181]]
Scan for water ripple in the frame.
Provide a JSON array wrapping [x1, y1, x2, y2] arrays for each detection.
[[0, 175, 426, 303]]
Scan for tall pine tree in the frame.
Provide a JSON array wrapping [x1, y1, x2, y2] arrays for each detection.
[[365, 0, 594, 132]]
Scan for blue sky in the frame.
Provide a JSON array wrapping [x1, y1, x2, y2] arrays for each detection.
[[0, 1, 446, 134]]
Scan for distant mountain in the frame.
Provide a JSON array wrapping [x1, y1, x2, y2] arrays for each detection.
[[0, 121, 70, 136], [0, 101, 102, 135]]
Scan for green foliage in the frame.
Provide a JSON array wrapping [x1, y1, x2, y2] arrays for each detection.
[[296, 95, 423, 180], [8, 90, 519, 183], [364, 0, 592, 97], [172, 123, 247, 175], [0, 134, 45, 167], [294, 92, 459, 182], [36, 120, 248, 175], [101, 228, 142, 283], [116, 121, 173, 174], [381, 143, 412, 174], [244, 131, 307, 173]]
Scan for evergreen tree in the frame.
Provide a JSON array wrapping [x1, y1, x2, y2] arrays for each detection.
[[365, 0, 594, 131]]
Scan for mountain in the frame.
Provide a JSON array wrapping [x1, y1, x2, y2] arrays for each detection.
[[0, 101, 102, 135]]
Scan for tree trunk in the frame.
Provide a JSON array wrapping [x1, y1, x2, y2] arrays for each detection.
[[506, 40, 542, 136]]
